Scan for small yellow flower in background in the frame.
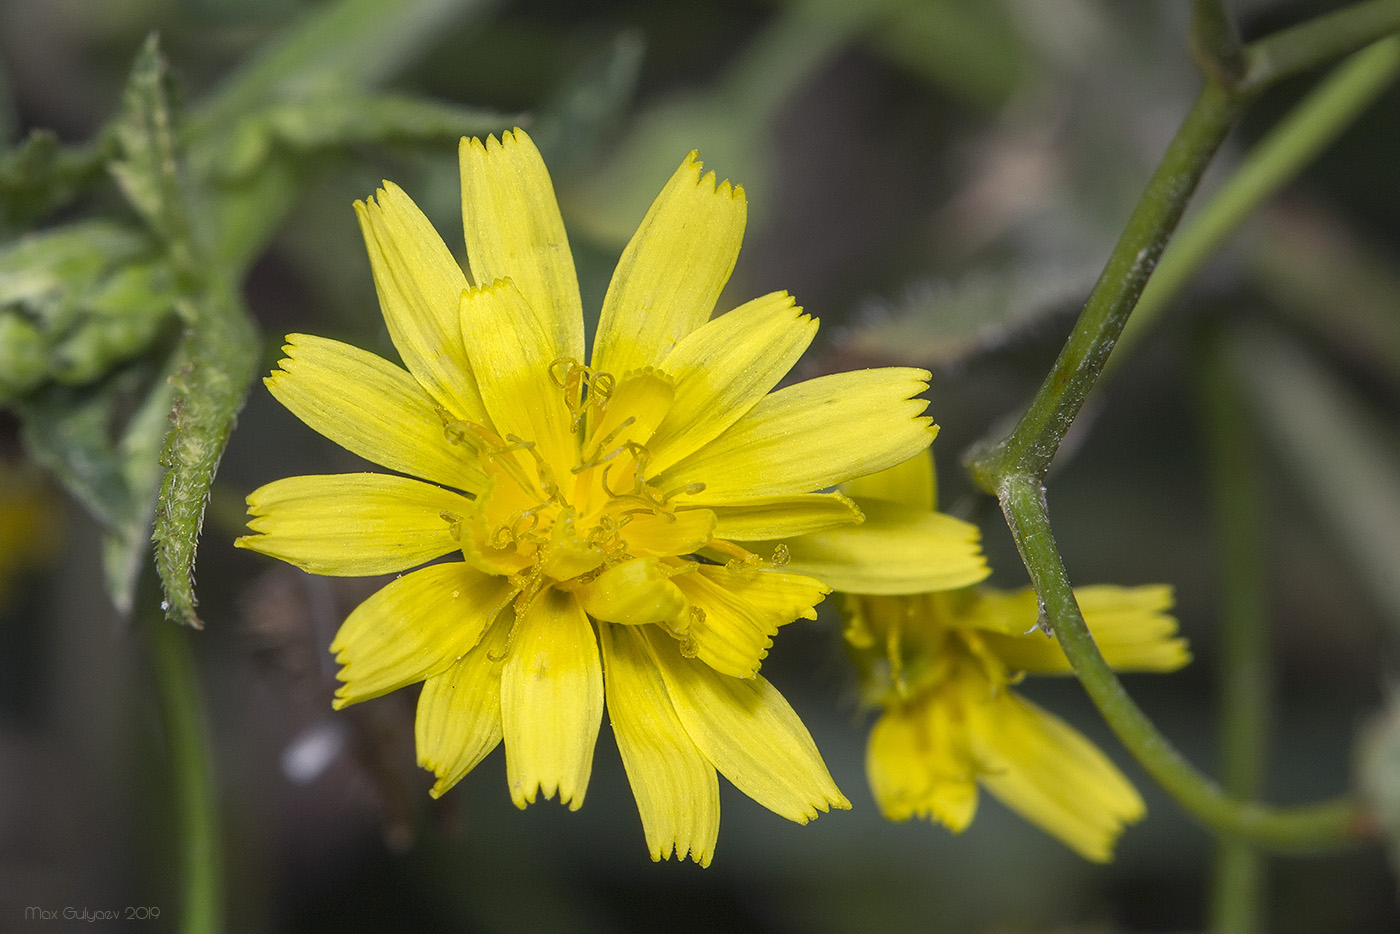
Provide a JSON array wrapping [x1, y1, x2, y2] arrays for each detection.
[[235, 128, 958, 865], [834, 449, 1191, 862], [0, 464, 59, 611]]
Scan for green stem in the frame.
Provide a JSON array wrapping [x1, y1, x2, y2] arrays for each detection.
[[1192, 0, 1246, 84], [1244, 0, 1400, 93], [999, 476, 1363, 851], [963, 0, 1392, 853], [966, 81, 1242, 489], [1198, 329, 1271, 932], [1112, 36, 1400, 368], [968, 0, 1400, 490], [150, 618, 223, 934]]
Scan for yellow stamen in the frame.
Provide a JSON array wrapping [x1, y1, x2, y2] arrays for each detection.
[[575, 416, 638, 473], [549, 356, 615, 432]]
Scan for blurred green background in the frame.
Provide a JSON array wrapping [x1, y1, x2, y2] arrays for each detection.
[[3, 0, 1400, 930]]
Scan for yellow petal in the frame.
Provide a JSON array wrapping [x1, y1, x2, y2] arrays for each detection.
[[972, 585, 1190, 674], [599, 624, 720, 866], [235, 473, 469, 575], [965, 688, 1145, 862], [577, 557, 689, 626], [416, 613, 514, 797], [584, 368, 675, 458], [500, 590, 604, 810], [928, 774, 979, 833], [866, 699, 979, 830], [704, 492, 862, 541], [354, 183, 489, 423], [459, 277, 576, 475], [618, 507, 716, 558], [842, 446, 936, 511], [646, 291, 816, 473], [672, 564, 828, 678], [331, 562, 517, 707], [266, 333, 486, 493], [1076, 584, 1190, 671], [459, 130, 584, 362], [866, 707, 929, 821], [653, 368, 937, 498], [591, 151, 746, 377], [643, 628, 849, 822], [457, 459, 546, 577], [776, 498, 989, 594]]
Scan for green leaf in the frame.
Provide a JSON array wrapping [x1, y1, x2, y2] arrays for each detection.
[[53, 260, 179, 385], [0, 221, 176, 403], [106, 33, 261, 627], [0, 130, 108, 232], [1231, 324, 1400, 632], [273, 94, 516, 150], [15, 358, 175, 613], [16, 379, 136, 531], [153, 278, 259, 628], [181, 0, 505, 273], [0, 221, 146, 328], [188, 0, 499, 140], [214, 93, 519, 182], [0, 313, 47, 399], [108, 360, 179, 614], [108, 34, 197, 265]]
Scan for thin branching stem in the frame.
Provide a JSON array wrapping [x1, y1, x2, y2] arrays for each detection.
[[964, 1, 1397, 851], [1112, 36, 1400, 367], [965, 81, 1241, 489], [1244, 0, 1400, 94], [1000, 477, 1364, 851], [1192, 0, 1247, 83]]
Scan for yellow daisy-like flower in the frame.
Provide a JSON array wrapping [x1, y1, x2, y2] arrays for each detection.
[[834, 450, 1191, 862], [235, 128, 952, 866]]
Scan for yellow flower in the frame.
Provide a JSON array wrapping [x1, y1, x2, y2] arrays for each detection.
[[235, 128, 945, 865], [834, 449, 1191, 862]]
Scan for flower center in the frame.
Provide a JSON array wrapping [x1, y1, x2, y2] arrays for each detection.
[[440, 358, 708, 615], [850, 591, 1013, 704]]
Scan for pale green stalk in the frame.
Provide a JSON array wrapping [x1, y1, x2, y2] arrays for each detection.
[[151, 619, 223, 934], [1198, 328, 1271, 931]]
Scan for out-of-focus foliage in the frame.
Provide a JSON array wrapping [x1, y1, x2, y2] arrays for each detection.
[[0, 222, 174, 401], [1, 0, 516, 624]]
